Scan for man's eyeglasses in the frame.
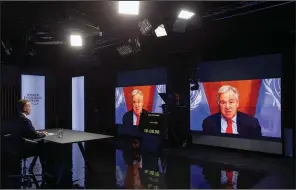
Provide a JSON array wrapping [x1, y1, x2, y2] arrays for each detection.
[[219, 101, 235, 107], [132, 101, 143, 105]]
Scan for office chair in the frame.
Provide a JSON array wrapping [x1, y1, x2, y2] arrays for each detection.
[[2, 134, 45, 189]]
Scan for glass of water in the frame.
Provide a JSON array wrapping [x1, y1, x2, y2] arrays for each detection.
[[57, 128, 63, 138]]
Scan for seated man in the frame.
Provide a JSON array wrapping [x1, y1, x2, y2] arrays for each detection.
[[7, 99, 48, 159], [12, 99, 48, 139]]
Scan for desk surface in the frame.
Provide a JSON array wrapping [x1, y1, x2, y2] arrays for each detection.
[[40, 129, 113, 144]]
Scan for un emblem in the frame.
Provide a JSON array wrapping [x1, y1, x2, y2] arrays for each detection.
[[263, 78, 281, 111]]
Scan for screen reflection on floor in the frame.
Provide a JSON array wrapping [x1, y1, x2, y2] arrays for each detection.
[[116, 149, 167, 189], [190, 164, 266, 189], [2, 138, 268, 189]]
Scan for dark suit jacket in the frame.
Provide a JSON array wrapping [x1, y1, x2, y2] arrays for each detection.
[[1, 113, 45, 155], [202, 111, 262, 138], [122, 109, 149, 126], [8, 113, 46, 139]]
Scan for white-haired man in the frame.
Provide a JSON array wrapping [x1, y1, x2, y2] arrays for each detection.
[[122, 89, 149, 126], [202, 85, 262, 138]]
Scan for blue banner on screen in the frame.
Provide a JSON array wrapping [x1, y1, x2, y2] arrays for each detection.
[[72, 76, 85, 132], [21, 75, 45, 130], [115, 84, 166, 136], [190, 78, 281, 139]]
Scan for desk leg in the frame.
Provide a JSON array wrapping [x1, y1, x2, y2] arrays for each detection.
[[28, 156, 39, 173], [77, 142, 92, 173]]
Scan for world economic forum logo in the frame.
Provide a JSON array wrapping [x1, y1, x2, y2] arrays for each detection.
[[24, 93, 42, 105]]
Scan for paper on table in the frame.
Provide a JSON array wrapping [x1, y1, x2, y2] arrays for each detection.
[[47, 133, 55, 136]]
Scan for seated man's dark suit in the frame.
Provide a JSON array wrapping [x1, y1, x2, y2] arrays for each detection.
[[4, 113, 45, 157], [122, 109, 149, 125], [202, 111, 262, 138]]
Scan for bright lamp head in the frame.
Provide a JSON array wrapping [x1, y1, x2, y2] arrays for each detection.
[[155, 24, 167, 37], [178, 10, 195, 20], [118, 1, 139, 15], [70, 35, 82, 47]]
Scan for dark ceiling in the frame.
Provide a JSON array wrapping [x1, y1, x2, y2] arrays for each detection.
[[1, 1, 295, 68]]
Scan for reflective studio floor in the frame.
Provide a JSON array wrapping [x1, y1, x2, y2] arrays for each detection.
[[1, 137, 295, 189]]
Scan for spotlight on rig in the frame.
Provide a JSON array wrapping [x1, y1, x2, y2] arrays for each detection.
[[116, 37, 141, 57], [118, 1, 139, 15], [178, 10, 195, 20], [70, 35, 82, 47], [117, 45, 133, 56], [155, 24, 167, 37], [138, 19, 153, 36]]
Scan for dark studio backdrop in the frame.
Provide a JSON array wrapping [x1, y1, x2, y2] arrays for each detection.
[[1, 3, 295, 158]]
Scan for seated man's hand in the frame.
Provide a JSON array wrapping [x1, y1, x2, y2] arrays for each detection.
[[37, 131, 48, 136], [41, 131, 49, 136]]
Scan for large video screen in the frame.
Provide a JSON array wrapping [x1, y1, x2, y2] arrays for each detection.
[[115, 84, 166, 136], [190, 78, 281, 139]]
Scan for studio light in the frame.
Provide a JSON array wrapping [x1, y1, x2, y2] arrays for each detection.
[[117, 45, 134, 56], [70, 35, 82, 47], [116, 38, 141, 57], [178, 10, 195, 20], [118, 1, 139, 15], [155, 24, 167, 37], [138, 19, 153, 36]]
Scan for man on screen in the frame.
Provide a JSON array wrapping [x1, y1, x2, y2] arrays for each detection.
[[122, 89, 149, 126], [202, 85, 262, 138]]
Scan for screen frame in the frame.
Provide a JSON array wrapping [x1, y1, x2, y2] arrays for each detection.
[[189, 78, 282, 141], [189, 78, 284, 155], [190, 130, 282, 142]]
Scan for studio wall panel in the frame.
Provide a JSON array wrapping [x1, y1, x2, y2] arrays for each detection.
[[72, 76, 85, 131], [21, 75, 45, 130]]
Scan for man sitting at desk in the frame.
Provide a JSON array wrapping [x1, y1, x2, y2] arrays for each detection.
[[12, 99, 48, 139], [2, 99, 48, 173], [4, 99, 48, 155]]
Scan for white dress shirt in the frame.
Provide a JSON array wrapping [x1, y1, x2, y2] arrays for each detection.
[[133, 112, 137, 125], [133, 112, 142, 125], [221, 115, 238, 134], [221, 170, 239, 189], [133, 157, 142, 168]]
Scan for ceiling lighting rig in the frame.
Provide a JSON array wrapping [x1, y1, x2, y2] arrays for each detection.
[[201, 1, 293, 21]]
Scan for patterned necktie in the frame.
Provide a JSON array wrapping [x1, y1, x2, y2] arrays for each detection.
[[226, 119, 233, 134], [136, 114, 140, 126]]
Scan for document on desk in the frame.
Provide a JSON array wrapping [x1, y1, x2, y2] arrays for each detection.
[[47, 133, 55, 136]]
